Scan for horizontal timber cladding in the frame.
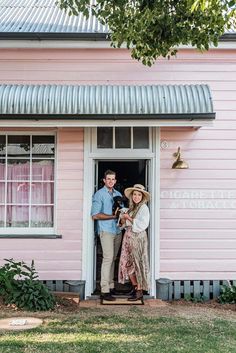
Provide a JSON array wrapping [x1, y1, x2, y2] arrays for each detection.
[[41, 280, 86, 300], [156, 280, 236, 301]]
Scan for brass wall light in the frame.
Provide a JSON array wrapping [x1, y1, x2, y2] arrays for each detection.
[[172, 147, 189, 169]]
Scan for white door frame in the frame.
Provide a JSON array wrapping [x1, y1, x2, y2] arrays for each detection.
[[82, 127, 160, 298]]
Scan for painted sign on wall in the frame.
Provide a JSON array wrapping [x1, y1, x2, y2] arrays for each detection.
[[160, 190, 236, 209]]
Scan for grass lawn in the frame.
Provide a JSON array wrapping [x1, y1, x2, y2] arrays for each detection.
[[0, 303, 235, 353]]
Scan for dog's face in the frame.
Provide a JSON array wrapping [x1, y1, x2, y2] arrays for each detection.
[[113, 196, 123, 207], [112, 196, 123, 213]]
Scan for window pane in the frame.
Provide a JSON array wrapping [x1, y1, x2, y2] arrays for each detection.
[[7, 136, 30, 157], [31, 183, 54, 204], [32, 136, 55, 158], [31, 206, 53, 227], [32, 160, 54, 181], [133, 127, 149, 149], [97, 127, 113, 148], [115, 127, 131, 148], [7, 206, 29, 227], [0, 206, 4, 227], [7, 182, 29, 204], [0, 159, 5, 180], [0, 182, 5, 203], [0, 136, 6, 156], [7, 160, 30, 180]]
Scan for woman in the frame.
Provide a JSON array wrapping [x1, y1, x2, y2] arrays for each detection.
[[118, 184, 150, 301]]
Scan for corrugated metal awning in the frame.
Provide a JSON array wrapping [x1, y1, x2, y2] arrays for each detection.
[[0, 84, 215, 121], [0, 0, 108, 40]]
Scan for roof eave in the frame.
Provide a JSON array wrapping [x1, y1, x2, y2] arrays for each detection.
[[219, 33, 236, 42], [0, 32, 235, 42], [0, 32, 109, 41], [0, 113, 216, 120]]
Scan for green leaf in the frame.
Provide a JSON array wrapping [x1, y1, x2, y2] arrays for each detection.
[[56, 0, 233, 65], [0, 258, 55, 311]]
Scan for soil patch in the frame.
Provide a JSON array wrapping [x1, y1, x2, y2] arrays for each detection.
[[0, 296, 235, 321]]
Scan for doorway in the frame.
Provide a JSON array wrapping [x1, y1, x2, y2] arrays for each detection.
[[93, 160, 149, 294]]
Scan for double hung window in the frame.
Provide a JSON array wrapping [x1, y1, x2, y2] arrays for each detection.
[[0, 134, 55, 232]]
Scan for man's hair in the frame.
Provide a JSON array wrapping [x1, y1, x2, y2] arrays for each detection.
[[104, 169, 116, 178]]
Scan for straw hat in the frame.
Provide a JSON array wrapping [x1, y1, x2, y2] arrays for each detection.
[[124, 184, 150, 202]]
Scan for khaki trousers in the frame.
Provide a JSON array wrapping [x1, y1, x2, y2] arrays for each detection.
[[100, 231, 122, 294]]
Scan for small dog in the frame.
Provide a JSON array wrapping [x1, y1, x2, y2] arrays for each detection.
[[113, 196, 129, 229], [112, 196, 124, 216]]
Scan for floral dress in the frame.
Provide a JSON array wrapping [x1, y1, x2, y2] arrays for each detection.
[[118, 203, 150, 291]]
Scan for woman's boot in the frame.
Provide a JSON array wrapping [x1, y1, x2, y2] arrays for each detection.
[[128, 289, 143, 301], [127, 286, 137, 299]]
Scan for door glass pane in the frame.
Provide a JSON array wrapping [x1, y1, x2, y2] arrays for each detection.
[[115, 127, 131, 148], [31, 206, 53, 227], [7, 206, 29, 227], [32, 136, 55, 158], [133, 127, 149, 149], [7, 160, 30, 180], [0, 136, 6, 156], [97, 127, 113, 148], [7, 136, 30, 157]]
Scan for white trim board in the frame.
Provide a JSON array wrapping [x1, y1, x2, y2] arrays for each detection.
[[0, 120, 214, 128], [0, 40, 235, 50], [82, 127, 160, 298]]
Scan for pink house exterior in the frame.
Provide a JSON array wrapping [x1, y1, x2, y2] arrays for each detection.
[[0, 1, 235, 300]]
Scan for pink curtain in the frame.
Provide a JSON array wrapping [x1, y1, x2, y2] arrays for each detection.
[[1, 161, 54, 228], [32, 160, 54, 181], [7, 161, 30, 180]]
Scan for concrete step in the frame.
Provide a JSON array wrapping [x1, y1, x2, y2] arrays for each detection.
[[102, 297, 144, 305]]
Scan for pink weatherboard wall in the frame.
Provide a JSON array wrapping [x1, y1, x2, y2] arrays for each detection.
[[160, 128, 236, 280], [0, 47, 235, 281], [0, 127, 84, 280]]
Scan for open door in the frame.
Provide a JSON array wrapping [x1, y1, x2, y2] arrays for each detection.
[[93, 159, 149, 294]]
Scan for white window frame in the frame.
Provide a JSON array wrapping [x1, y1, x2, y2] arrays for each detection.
[[0, 131, 56, 235], [93, 127, 153, 154]]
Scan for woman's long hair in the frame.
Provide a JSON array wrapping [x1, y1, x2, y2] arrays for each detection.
[[128, 192, 147, 218]]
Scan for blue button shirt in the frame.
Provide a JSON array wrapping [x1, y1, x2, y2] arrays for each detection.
[[91, 186, 122, 235]]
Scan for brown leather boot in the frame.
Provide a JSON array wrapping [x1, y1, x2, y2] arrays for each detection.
[[127, 286, 137, 299], [128, 289, 143, 301]]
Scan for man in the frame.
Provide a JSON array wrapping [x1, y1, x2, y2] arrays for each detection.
[[91, 170, 122, 301]]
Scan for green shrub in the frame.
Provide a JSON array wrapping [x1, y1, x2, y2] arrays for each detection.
[[218, 284, 236, 304], [0, 259, 55, 311]]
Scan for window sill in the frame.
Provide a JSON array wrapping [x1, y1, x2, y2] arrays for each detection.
[[0, 234, 62, 239]]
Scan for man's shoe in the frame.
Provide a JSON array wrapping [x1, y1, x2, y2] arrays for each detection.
[[101, 293, 116, 301]]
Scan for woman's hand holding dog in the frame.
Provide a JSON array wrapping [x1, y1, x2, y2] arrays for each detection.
[[121, 212, 133, 223]]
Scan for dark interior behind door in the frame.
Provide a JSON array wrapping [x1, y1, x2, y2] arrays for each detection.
[[94, 160, 147, 294]]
